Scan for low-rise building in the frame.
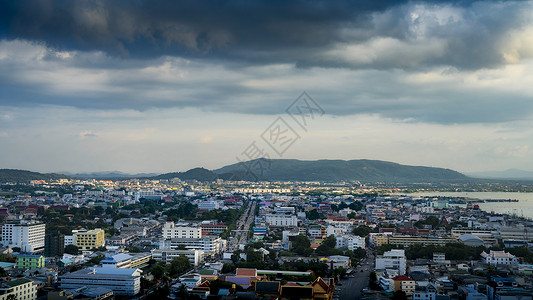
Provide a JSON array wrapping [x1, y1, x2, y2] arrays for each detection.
[[16, 254, 45, 269], [481, 250, 519, 266], [376, 249, 406, 275], [59, 267, 141, 296], [0, 278, 38, 300], [151, 249, 204, 266]]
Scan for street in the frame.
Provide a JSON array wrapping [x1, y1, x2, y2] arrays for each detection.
[[335, 252, 374, 300]]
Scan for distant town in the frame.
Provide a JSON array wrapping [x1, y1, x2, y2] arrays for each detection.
[[0, 175, 531, 300]]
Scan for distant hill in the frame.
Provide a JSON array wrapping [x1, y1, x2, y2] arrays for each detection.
[[212, 159, 469, 183], [0, 169, 68, 183], [154, 167, 220, 181], [467, 169, 533, 180], [66, 171, 159, 180]]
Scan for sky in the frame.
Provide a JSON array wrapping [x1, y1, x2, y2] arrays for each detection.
[[1, 0, 533, 174]]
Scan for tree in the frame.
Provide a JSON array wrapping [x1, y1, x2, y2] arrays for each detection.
[[393, 290, 408, 300], [150, 262, 166, 280], [316, 236, 342, 256], [292, 235, 313, 256], [167, 255, 191, 277], [64, 245, 79, 255], [89, 254, 105, 265], [352, 226, 372, 237], [348, 201, 364, 211], [306, 209, 320, 220]]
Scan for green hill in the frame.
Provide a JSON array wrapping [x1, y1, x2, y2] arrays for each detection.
[[154, 159, 469, 183], [0, 169, 68, 183], [213, 159, 469, 183], [153, 167, 219, 181]]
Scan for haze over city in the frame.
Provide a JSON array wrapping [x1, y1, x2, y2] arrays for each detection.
[[1, 0, 533, 174]]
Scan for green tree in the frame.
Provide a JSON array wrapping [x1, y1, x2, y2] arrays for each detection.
[[306, 209, 320, 220], [64, 245, 79, 255], [352, 225, 372, 237], [348, 201, 364, 211], [393, 290, 408, 300], [150, 262, 166, 280], [292, 235, 313, 256], [166, 255, 191, 277]]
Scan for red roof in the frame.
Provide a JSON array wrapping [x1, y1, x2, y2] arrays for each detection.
[[392, 276, 413, 281]]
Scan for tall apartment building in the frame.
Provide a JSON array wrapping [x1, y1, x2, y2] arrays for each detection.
[[1, 220, 45, 253], [44, 230, 65, 257], [75, 229, 105, 250], [376, 249, 406, 275], [163, 222, 202, 239]]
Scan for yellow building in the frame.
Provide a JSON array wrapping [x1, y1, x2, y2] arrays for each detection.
[[75, 229, 105, 250], [0, 278, 37, 300], [392, 276, 415, 296], [387, 235, 457, 247], [370, 233, 391, 247]]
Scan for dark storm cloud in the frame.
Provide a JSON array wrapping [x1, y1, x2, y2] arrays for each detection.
[[2, 0, 524, 70]]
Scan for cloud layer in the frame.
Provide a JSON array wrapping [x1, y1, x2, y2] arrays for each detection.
[[1, 0, 533, 172]]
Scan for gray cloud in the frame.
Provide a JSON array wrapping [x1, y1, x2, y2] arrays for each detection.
[[2, 0, 533, 70]]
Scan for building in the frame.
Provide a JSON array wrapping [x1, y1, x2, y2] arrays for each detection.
[[392, 275, 415, 296], [163, 222, 202, 239], [60, 267, 141, 296], [0, 278, 37, 300], [265, 214, 298, 227], [16, 254, 45, 269], [151, 249, 204, 266], [64, 235, 75, 247], [386, 235, 457, 247], [481, 250, 519, 266], [1, 220, 46, 253], [335, 235, 365, 250], [159, 237, 226, 255], [369, 233, 392, 247], [45, 230, 65, 257], [199, 224, 228, 236], [100, 253, 133, 268], [376, 249, 406, 275], [75, 229, 105, 251], [197, 200, 219, 211]]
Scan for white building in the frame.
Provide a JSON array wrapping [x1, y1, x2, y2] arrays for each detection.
[[481, 250, 519, 266], [100, 253, 133, 268], [265, 214, 298, 227], [308, 225, 323, 238], [151, 249, 204, 266], [163, 222, 202, 239], [159, 237, 226, 255], [336, 235, 365, 251], [197, 200, 220, 211], [64, 235, 75, 247], [376, 249, 406, 275], [1, 220, 46, 253], [60, 267, 141, 296]]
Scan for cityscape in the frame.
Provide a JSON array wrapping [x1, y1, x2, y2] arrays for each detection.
[[2, 0, 533, 300]]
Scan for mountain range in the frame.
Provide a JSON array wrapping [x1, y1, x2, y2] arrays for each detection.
[[3, 159, 530, 183]]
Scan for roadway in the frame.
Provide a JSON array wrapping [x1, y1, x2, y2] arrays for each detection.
[[227, 201, 256, 252], [335, 251, 375, 300]]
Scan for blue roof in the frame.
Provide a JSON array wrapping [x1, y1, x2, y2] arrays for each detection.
[[17, 254, 43, 258], [100, 253, 132, 264], [0, 262, 16, 268]]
